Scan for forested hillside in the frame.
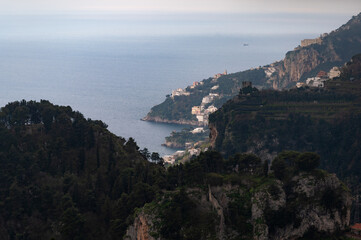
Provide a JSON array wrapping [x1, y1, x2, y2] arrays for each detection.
[[0, 100, 352, 240], [0, 100, 166, 239], [126, 151, 351, 240]]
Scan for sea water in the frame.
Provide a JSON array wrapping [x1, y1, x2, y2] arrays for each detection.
[[0, 13, 348, 155]]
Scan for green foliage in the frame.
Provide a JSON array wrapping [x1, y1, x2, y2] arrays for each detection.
[[226, 191, 253, 237], [264, 205, 299, 235], [321, 187, 344, 211], [158, 189, 217, 240], [0, 100, 166, 239], [295, 152, 320, 171], [340, 53, 361, 81], [205, 173, 224, 186], [271, 158, 287, 180], [164, 128, 209, 148], [148, 93, 204, 121], [0, 100, 350, 240], [210, 77, 361, 187], [230, 153, 262, 174], [146, 67, 267, 122]]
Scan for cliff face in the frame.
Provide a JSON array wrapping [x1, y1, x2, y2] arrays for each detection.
[[127, 173, 351, 240], [252, 173, 351, 240], [268, 13, 361, 89], [125, 212, 157, 240], [271, 44, 341, 88]]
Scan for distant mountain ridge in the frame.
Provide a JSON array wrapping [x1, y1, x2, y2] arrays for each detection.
[[144, 13, 361, 124], [268, 12, 361, 88]]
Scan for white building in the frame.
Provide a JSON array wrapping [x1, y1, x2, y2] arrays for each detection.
[[211, 85, 219, 90], [171, 88, 190, 98], [189, 148, 201, 156], [191, 106, 203, 115], [265, 67, 276, 77], [191, 127, 205, 134], [205, 105, 218, 114], [329, 67, 341, 79], [174, 151, 185, 158], [196, 114, 204, 122], [163, 155, 175, 164], [202, 96, 212, 104], [306, 77, 326, 88], [296, 82, 305, 88]]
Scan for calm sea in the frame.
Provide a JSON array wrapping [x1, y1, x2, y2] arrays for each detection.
[[0, 13, 344, 155]]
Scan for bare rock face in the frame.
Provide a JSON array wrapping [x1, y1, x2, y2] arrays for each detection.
[[266, 12, 361, 89], [252, 173, 352, 240], [208, 122, 218, 148], [125, 212, 157, 240], [269, 44, 340, 89]]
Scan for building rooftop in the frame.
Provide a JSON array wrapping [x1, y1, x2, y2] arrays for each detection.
[[351, 223, 361, 230]]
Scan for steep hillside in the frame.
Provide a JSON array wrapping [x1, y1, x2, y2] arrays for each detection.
[[126, 151, 351, 240], [209, 54, 361, 189], [270, 13, 361, 88], [144, 13, 361, 124], [0, 100, 352, 239], [0, 100, 166, 239]]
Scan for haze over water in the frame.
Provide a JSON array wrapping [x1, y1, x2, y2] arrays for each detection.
[[0, 13, 353, 155]]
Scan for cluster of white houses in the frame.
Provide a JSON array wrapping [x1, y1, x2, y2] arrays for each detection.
[[296, 67, 341, 88], [191, 92, 219, 124]]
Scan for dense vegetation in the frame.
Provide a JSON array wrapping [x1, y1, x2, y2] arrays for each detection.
[[0, 100, 167, 239], [135, 151, 350, 240], [0, 100, 350, 239], [164, 127, 209, 148], [209, 54, 361, 191]]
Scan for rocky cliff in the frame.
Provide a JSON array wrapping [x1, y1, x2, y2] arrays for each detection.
[[125, 212, 157, 240], [252, 173, 351, 240], [126, 170, 351, 240], [268, 13, 361, 88]]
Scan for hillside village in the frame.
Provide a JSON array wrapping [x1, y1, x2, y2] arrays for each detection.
[[295, 66, 341, 88], [162, 57, 343, 164], [170, 70, 227, 125], [163, 64, 342, 165]]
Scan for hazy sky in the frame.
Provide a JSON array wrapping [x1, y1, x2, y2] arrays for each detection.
[[0, 0, 360, 39], [1, 0, 360, 15]]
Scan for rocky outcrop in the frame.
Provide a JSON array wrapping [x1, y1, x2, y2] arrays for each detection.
[[208, 122, 218, 148], [267, 12, 361, 89], [141, 115, 204, 126], [270, 45, 340, 89], [125, 212, 157, 240], [161, 141, 184, 148], [127, 171, 351, 240], [252, 173, 352, 240]]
